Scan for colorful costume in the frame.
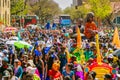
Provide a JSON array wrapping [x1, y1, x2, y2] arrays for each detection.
[[48, 61, 62, 80], [84, 22, 98, 39]]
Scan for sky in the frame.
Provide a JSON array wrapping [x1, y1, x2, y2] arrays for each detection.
[[53, 0, 73, 10]]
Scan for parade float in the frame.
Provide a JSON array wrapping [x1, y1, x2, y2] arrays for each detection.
[[71, 26, 117, 80], [84, 34, 116, 80]]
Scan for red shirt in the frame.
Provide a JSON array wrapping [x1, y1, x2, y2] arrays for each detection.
[[84, 22, 98, 39], [49, 69, 61, 79]]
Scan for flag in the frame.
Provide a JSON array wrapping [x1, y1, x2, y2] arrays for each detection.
[[95, 34, 102, 64], [77, 27, 82, 48], [112, 27, 120, 48]]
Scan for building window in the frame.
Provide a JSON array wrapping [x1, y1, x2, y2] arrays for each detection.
[[8, 1, 9, 8], [5, 11, 7, 24], [3, 0, 4, 7], [113, 16, 120, 24], [8, 14, 9, 25]]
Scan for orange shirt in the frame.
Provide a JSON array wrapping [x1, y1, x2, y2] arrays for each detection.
[[84, 22, 98, 39]]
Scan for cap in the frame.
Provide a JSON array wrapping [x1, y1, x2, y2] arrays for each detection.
[[2, 57, 9, 62]]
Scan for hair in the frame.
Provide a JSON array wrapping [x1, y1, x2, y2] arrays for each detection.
[[64, 76, 71, 80], [86, 12, 94, 22], [66, 63, 73, 70], [90, 71, 96, 79]]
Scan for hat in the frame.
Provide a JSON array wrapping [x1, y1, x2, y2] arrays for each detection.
[[117, 70, 120, 77], [2, 57, 9, 62], [26, 66, 36, 74], [27, 60, 35, 67], [14, 59, 19, 63]]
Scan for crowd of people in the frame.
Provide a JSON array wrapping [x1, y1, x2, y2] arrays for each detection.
[[0, 12, 120, 80]]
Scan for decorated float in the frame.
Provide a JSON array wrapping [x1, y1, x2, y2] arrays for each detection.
[[84, 34, 116, 80]]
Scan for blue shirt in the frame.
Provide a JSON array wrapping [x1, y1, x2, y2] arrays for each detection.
[[62, 70, 74, 80]]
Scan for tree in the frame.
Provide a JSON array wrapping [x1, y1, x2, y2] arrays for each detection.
[[88, 0, 112, 19], [63, 3, 90, 21], [88, 0, 112, 26], [29, 0, 61, 23], [11, 0, 30, 15]]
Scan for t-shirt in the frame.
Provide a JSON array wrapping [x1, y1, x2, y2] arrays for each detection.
[[62, 70, 74, 79], [49, 70, 61, 79]]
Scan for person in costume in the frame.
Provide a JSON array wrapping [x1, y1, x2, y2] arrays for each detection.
[[48, 60, 63, 80], [84, 12, 98, 41]]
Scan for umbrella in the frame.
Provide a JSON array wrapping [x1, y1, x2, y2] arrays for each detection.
[[9, 37, 19, 41], [14, 41, 32, 49], [72, 33, 85, 37], [6, 40, 17, 45], [4, 27, 18, 33]]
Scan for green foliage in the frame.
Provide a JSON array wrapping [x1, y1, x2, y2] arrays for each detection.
[[63, 0, 112, 21], [88, 0, 112, 19], [63, 3, 90, 20], [29, 0, 61, 22], [11, 0, 30, 15]]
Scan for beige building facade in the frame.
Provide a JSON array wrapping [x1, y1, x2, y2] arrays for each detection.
[[0, 0, 10, 26]]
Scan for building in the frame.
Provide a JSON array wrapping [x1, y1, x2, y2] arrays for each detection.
[[111, 2, 120, 25], [72, 0, 83, 6], [0, 0, 10, 26]]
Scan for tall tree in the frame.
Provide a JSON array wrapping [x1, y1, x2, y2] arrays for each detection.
[[11, 0, 30, 15], [63, 3, 90, 21], [29, 0, 61, 23], [88, 0, 112, 26]]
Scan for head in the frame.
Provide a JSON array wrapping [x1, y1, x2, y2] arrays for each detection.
[[77, 18, 83, 25], [65, 63, 73, 71], [86, 12, 95, 22], [52, 60, 60, 71], [26, 73, 34, 80], [2, 57, 8, 66], [87, 71, 96, 80], [2, 71, 10, 80], [104, 74, 112, 80], [14, 59, 20, 67], [64, 76, 71, 80]]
